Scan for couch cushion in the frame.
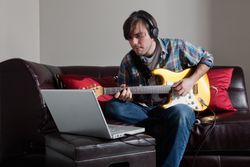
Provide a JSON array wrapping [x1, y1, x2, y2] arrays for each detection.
[[186, 112, 250, 155], [45, 133, 155, 161]]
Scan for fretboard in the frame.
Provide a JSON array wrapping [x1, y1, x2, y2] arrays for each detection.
[[104, 85, 172, 95]]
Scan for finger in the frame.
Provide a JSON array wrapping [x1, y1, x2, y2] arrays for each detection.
[[119, 85, 127, 98], [182, 91, 188, 96], [128, 92, 133, 101], [120, 88, 127, 97], [118, 89, 127, 101], [112, 84, 124, 99], [122, 88, 133, 101], [125, 90, 132, 101], [173, 82, 184, 92], [114, 91, 120, 99], [173, 85, 182, 91], [125, 87, 133, 100], [178, 89, 186, 96], [172, 80, 182, 87]]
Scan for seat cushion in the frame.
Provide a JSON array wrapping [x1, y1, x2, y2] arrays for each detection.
[[45, 133, 155, 161], [186, 112, 250, 155]]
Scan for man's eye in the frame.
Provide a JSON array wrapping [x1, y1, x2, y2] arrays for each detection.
[[135, 33, 145, 39]]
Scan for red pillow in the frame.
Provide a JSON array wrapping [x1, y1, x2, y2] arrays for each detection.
[[60, 75, 117, 111], [207, 68, 237, 112]]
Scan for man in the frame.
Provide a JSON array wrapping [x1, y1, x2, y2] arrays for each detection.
[[105, 10, 214, 167]]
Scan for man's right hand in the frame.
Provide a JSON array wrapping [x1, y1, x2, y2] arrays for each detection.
[[114, 84, 133, 101]]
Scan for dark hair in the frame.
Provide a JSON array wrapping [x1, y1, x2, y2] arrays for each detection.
[[123, 10, 159, 40]]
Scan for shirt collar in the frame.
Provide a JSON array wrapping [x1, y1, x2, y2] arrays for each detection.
[[138, 38, 168, 63], [157, 38, 168, 55]]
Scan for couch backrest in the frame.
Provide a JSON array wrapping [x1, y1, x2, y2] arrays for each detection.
[[60, 66, 119, 78], [26, 60, 250, 114], [226, 66, 249, 113]]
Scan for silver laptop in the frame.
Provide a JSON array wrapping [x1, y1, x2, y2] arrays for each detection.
[[40, 89, 145, 139]]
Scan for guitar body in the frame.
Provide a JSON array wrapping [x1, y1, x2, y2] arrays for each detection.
[[152, 68, 210, 111]]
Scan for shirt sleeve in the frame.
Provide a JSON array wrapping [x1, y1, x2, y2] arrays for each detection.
[[180, 39, 214, 68]]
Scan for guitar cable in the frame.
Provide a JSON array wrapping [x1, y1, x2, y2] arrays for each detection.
[[191, 101, 216, 167]]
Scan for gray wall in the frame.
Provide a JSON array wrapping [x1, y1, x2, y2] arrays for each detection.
[[40, 0, 250, 103], [0, 0, 40, 62], [40, 0, 214, 66], [39, 0, 250, 68]]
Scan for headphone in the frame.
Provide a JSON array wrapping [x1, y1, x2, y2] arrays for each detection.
[[137, 14, 159, 39]]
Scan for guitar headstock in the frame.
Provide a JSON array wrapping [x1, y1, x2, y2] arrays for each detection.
[[83, 84, 104, 97]]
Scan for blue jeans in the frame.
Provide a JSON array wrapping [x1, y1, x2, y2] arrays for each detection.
[[105, 99, 195, 167]]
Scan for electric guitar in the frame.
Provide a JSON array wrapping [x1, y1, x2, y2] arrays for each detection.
[[91, 68, 210, 112]]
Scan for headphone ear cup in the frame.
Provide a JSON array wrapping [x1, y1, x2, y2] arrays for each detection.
[[151, 27, 159, 39]]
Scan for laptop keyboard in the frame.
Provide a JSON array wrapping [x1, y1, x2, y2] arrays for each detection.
[[108, 124, 131, 133]]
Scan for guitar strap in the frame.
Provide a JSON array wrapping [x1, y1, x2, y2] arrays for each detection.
[[130, 40, 167, 106], [130, 50, 152, 81], [130, 39, 163, 80]]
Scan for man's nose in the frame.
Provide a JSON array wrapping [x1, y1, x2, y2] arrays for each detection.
[[130, 38, 138, 45]]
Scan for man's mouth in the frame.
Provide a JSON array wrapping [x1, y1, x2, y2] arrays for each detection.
[[135, 47, 143, 51]]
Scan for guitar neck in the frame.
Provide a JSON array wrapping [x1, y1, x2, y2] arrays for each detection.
[[103, 85, 171, 95]]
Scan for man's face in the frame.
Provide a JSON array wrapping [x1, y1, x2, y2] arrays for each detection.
[[128, 21, 155, 56]]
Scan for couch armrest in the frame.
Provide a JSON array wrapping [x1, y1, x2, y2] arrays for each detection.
[[0, 58, 57, 162]]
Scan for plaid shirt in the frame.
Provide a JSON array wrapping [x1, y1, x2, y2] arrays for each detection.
[[117, 38, 214, 105]]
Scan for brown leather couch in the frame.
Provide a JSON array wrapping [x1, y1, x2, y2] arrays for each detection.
[[0, 58, 249, 167]]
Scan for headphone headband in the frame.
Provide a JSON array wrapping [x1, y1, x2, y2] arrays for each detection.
[[137, 14, 159, 39]]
